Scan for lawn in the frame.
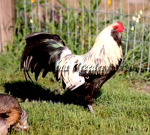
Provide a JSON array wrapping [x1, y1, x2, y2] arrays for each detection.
[[0, 50, 150, 135]]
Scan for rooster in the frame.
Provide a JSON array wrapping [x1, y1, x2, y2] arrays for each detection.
[[0, 94, 29, 133], [21, 22, 125, 112]]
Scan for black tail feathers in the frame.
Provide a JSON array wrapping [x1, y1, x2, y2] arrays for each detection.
[[21, 33, 69, 81]]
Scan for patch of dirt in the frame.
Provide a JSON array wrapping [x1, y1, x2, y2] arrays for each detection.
[[133, 81, 150, 94], [142, 85, 150, 94]]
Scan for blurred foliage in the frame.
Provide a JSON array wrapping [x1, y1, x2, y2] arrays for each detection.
[[1, 0, 149, 80]]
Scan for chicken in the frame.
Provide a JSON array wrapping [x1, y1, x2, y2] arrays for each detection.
[[21, 22, 125, 112], [0, 118, 8, 135], [0, 94, 29, 133]]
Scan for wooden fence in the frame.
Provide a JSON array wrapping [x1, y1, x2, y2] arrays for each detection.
[[0, 0, 15, 53]]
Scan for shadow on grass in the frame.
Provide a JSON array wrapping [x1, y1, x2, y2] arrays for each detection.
[[4, 81, 102, 107]]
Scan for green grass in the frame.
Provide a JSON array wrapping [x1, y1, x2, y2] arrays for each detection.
[[0, 53, 150, 134]]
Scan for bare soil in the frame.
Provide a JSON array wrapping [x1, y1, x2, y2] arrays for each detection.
[[133, 81, 150, 94]]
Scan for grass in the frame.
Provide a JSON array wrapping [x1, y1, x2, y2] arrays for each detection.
[[0, 52, 150, 134]]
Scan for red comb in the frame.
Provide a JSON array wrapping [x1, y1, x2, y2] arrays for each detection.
[[113, 21, 124, 32], [117, 21, 124, 28]]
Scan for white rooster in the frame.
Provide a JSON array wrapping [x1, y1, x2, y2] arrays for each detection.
[[21, 22, 125, 112]]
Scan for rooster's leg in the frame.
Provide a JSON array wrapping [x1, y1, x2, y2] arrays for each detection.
[[88, 104, 94, 113], [85, 95, 94, 113]]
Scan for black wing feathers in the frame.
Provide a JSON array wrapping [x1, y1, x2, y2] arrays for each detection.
[[25, 33, 66, 46], [21, 33, 66, 81]]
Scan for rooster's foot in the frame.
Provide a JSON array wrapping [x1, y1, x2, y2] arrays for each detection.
[[88, 104, 94, 113]]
